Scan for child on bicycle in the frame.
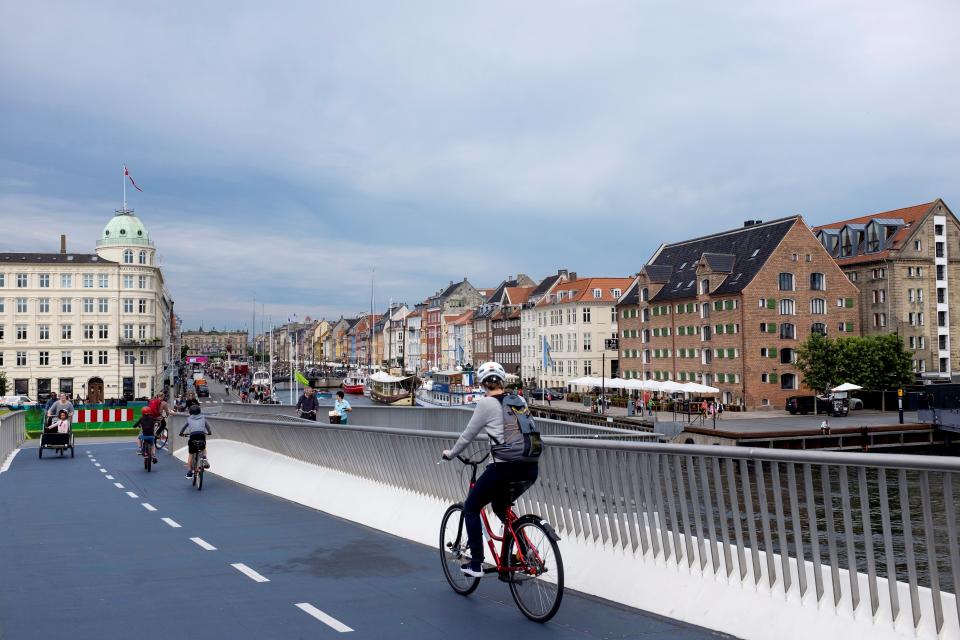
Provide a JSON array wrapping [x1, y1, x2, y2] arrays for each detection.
[[179, 404, 212, 478], [135, 411, 159, 464], [442, 361, 539, 578]]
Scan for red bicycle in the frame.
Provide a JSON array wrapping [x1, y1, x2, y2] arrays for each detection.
[[439, 453, 564, 622]]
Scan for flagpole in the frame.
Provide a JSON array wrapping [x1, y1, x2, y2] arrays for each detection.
[[122, 164, 127, 210]]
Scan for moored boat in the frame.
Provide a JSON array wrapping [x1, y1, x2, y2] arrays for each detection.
[[415, 370, 484, 407], [369, 371, 420, 405], [342, 373, 366, 395]]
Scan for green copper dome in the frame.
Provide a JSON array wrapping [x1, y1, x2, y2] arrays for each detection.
[[98, 210, 151, 246]]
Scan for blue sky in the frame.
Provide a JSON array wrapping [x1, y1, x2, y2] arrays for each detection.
[[2, 1, 959, 330]]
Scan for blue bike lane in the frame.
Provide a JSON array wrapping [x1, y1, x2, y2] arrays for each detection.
[[0, 440, 726, 639]]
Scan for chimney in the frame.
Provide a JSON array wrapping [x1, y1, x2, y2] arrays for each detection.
[[744, 219, 763, 227], [60, 235, 66, 254], [557, 269, 568, 278], [568, 272, 577, 281]]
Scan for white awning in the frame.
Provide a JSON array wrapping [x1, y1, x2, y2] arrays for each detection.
[[370, 371, 413, 383], [832, 382, 863, 392]]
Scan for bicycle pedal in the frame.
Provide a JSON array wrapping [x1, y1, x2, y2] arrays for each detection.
[[482, 566, 498, 574]]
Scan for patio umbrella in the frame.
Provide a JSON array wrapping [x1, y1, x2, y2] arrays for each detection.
[[658, 380, 687, 394], [683, 382, 720, 394], [831, 382, 863, 392]]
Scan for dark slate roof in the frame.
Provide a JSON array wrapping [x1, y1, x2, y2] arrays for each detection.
[[701, 253, 736, 273], [0, 253, 117, 264], [644, 264, 673, 283], [648, 217, 798, 302], [485, 279, 522, 305], [619, 278, 641, 305], [529, 274, 562, 300], [439, 279, 471, 299]]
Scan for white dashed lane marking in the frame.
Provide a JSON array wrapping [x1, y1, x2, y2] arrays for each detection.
[[295, 603, 353, 632], [105, 475, 114, 480], [161, 518, 181, 528], [190, 537, 217, 551], [141, 503, 157, 512], [231, 563, 269, 583], [113, 482, 125, 489], [99, 469, 107, 473], [125, 491, 138, 499]]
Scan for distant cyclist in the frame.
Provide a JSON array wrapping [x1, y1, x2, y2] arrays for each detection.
[[442, 361, 540, 578], [136, 410, 159, 465], [179, 404, 212, 478]]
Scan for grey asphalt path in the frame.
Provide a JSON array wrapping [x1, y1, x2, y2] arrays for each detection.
[[0, 440, 729, 640]]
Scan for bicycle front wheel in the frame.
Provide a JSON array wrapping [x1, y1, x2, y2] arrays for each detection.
[[439, 504, 479, 595], [155, 428, 168, 450], [505, 516, 564, 623]]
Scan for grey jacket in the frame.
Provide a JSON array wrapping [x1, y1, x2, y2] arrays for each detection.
[[179, 414, 212, 436], [449, 394, 525, 461]]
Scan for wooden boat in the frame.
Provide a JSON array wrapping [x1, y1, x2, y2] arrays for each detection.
[[369, 371, 419, 405], [415, 370, 484, 408], [342, 373, 366, 395]]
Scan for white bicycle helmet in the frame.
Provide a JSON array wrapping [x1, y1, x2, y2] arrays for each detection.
[[477, 361, 507, 384]]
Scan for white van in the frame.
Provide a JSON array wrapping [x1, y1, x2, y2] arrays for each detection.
[[0, 395, 38, 410]]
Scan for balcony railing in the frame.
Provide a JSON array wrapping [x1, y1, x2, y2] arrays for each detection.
[[119, 338, 164, 348]]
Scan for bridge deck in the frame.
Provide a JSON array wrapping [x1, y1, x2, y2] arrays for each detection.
[[0, 439, 724, 639]]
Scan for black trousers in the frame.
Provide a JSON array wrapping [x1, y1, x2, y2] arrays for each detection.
[[463, 462, 538, 564]]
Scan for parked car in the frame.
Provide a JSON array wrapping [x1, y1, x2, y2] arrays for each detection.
[[785, 395, 832, 415], [0, 395, 39, 410], [548, 388, 566, 401], [529, 389, 558, 401]]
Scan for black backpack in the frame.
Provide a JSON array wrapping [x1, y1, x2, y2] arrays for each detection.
[[491, 393, 543, 462]]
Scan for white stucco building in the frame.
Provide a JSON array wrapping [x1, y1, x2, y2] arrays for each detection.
[[0, 208, 174, 402]]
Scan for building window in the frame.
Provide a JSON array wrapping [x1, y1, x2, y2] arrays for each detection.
[[61, 351, 72, 365], [15, 298, 27, 313], [810, 298, 826, 314], [939, 335, 948, 350], [847, 271, 858, 282], [138, 275, 147, 289], [938, 288, 945, 304], [641, 288, 649, 302], [778, 273, 794, 291], [61, 299, 72, 313], [83, 351, 93, 365], [779, 299, 795, 315], [811, 322, 826, 335], [780, 373, 797, 390], [38, 351, 49, 366], [700, 279, 710, 294], [123, 250, 133, 264], [38, 325, 49, 340], [16, 273, 27, 288], [83, 324, 94, 340], [61, 274, 72, 288], [938, 311, 947, 327], [98, 350, 109, 365], [16, 325, 27, 341], [83, 274, 93, 288], [39, 274, 50, 288], [592, 288, 602, 299], [809, 273, 825, 290], [940, 357, 948, 374], [936, 242, 945, 258], [123, 299, 133, 313], [138, 250, 147, 265], [935, 224, 945, 236], [123, 324, 134, 339], [61, 325, 72, 340], [98, 274, 109, 288], [82, 298, 93, 313], [98, 324, 109, 339], [124, 350, 135, 364], [583, 333, 592, 351], [98, 298, 109, 313], [123, 275, 133, 288], [871, 289, 886, 304], [583, 360, 592, 375], [16, 352, 27, 366], [138, 299, 148, 314], [38, 298, 50, 313], [582, 307, 591, 323], [873, 313, 887, 328], [779, 323, 795, 339]]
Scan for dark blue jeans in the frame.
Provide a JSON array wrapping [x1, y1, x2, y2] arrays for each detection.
[[463, 461, 539, 565]]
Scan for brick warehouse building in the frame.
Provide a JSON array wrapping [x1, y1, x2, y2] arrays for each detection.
[[617, 216, 859, 410]]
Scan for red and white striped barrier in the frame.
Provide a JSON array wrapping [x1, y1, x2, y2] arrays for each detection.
[[71, 409, 134, 423]]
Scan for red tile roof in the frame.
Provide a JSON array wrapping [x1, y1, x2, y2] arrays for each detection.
[[812, 201, 937, 265], [505, 286, 534, 305], [537, 277, 633, 306]]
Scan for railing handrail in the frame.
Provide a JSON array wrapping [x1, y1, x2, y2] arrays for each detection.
[[204, 414, 960, 472]]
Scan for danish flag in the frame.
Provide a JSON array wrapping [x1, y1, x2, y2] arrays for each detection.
[[124, 166, 143, 192]]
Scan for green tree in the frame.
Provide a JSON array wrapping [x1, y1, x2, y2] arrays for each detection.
[[795, 332, 835, 394], [0, 371, 7, 397], [180, 345, 189, 360]]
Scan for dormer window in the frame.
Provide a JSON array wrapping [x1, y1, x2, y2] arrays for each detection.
[[641, 287, 649, 302], [865, 223, 880, 253], [750, 249, 760, 259], [679, 262, 687, 270], [700, 279, 710, 294], [592, 288, 602, 299], [611, 288, 621, 298]]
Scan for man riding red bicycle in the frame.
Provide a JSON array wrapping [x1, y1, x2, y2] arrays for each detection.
[[442, 361, 540, 578]]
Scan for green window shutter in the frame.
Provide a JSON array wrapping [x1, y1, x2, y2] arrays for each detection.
[[845, 321, 854, 332], [769, 347, 778, 358], [715, 324, 722, 334], [845, 298, 854, 308], [687, 303, 694, 313], [769, 373, 779, 383], [768, 323, 777, 333], [767, 299, 776, 310], [725, 323, 734, 334], [714, 300, 722, 311], [724, 300, 733, 310], [727, 348, 735, 358]]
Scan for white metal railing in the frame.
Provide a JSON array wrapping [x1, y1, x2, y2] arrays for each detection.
[[175, 413, 960, 635], [0, 411, 27, 467]]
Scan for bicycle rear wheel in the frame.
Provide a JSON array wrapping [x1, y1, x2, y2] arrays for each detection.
[[155, 428, 168, 450], [439, 504, 479, 595], [505, 516, 564, 623], [196, 465, 203, 491], [143, 443, 152, 472]]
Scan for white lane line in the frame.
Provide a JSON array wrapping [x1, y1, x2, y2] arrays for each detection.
[[99, 469, 107, 473], [105, 475, 114, 480], [161, 517, 181, 528], [113, 482, 125, 489], [91, 459, 97, 462], [125, 491, 139, 499], [295, 603, 353, 632], [86, 450, 91, 454], [190, 537, 217, 551], [94, 463, 100, 467], [141, 503, 157, 512], [231, 563, 269, 583]]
